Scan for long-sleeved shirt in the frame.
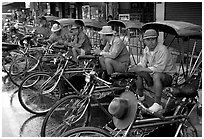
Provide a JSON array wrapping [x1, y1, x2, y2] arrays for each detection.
[[48, 30, 70, 44], [72, 31, 92, 52], [101, 36, 130, 63], [138, 43, 177, 75]]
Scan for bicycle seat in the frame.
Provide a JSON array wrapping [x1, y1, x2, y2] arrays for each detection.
[[111, 72, 138, 80]]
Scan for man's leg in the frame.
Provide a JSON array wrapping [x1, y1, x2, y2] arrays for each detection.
[[149, 72, 172, 112], [152, 72, 172, 105], [152, 73, 164, 105], [135, 76, 144, 98], [99, 56, 106, 71], [105, 58, 128, 74], [104, 58, 115, 75], [135, 71, 153, 101], [72, 47, 78, 62]]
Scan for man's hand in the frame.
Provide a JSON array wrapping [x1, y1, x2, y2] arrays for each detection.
[[128, 65, 144, 73], [91, 47, 101, 55]]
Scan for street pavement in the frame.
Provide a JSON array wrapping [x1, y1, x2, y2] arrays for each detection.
[[1, 74, 202, 137]]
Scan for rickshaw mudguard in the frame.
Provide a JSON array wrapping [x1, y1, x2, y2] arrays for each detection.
[[142, 20, 202, 39], [44, 15, 60, 21]]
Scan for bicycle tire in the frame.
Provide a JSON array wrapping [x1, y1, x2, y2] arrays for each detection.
[[41, 95, 90, 137], [2, 49, 24, 73], [9, 54, 40, 87], [176, 103, 198, 137], [60, 126, 112, 137], [18, 72, 62, 114]]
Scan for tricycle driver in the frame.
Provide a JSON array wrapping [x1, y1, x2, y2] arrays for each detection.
[[129, 29, 177, 113]]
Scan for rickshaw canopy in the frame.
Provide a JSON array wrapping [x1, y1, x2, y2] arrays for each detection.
[[82, 19, 106, 30], [142, 20, 202, 39], [44, 16, 60, 21], [56, 18, 84, 27], [107, 20, 143, 29]]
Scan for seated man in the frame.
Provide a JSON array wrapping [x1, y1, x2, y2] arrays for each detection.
[[92, 26, 130, 81], [48, 23, 70, 49], [128, 29, 177, 112], [34, 16, 51, 39], [68, 24, 92, 63]]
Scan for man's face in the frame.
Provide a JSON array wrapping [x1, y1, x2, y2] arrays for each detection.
[[144, 37, 158, 51]]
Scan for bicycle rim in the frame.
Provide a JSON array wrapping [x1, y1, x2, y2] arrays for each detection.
[[9, 55, 40, 87], [41, 95, 90, 137], [2, 49, 24, 73], [18, 72, 61, 114], [60, 127, 112, 137]]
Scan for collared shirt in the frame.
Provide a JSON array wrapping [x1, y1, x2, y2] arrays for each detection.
[[72, 31, 92, 52], [138, 43, 177, 75], [101, 36, 130, 63]]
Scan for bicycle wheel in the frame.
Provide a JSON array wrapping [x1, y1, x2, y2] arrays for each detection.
[[18, 72, 62, 114], [2, 49, 24, 73], [9, 54, 40, 87], [60, 127, 112, 137], [176, 104, 198, 137], [41, 95, 90, 137]]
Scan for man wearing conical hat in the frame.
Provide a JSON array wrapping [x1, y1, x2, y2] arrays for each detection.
[[91, 26, 130, 81]]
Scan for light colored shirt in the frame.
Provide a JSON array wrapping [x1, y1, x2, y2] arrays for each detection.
[[138, 43, 177, 75], [101, 36, 130, 63]]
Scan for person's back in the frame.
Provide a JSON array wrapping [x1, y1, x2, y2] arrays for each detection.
[[110, 36, 130, 63]]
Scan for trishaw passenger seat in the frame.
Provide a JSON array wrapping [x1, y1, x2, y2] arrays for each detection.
[[110, 72, 137, 80], [165, 85, 198, 98]]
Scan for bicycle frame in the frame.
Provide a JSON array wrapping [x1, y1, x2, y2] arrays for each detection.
[[101, 88, 199, 137]]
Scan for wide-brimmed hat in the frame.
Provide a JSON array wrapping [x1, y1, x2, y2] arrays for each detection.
[[98, 26, 116, 35], [51, 23, 62, 32], [108, 91, 137, 129], [143, 29, 158, 39]]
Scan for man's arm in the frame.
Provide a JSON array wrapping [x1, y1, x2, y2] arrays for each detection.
[[101, 39, 124, 59], [148, 49, 169, 72]]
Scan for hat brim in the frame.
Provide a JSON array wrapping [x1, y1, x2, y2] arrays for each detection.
[[71, 27, 79, 30], [98, 31, 116, 35], [51, 28, 61, 32], [143, 36, 158, 39], [112, 91, 137, 129]]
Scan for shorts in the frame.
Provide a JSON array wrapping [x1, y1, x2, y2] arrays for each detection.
[[137, 71, 172, 87]]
